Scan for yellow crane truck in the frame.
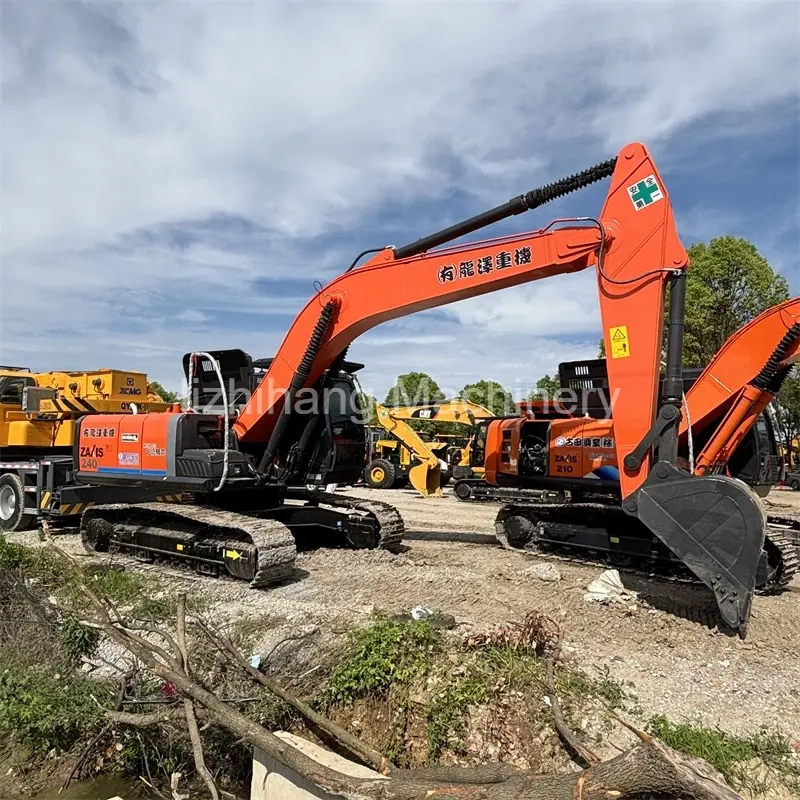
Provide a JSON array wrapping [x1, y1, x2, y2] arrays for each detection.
[[0, 365, 172, 531], [364, 400, 493, 496]]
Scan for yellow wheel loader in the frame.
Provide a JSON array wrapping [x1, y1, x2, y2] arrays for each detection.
[[363, 401, 494, 496]]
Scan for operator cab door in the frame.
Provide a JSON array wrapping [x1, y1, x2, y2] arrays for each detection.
[[303, 376, 367, 486]]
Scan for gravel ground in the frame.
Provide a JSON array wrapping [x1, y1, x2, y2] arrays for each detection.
[[20, 486, 800, 741]]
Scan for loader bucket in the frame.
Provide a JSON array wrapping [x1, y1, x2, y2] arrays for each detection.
[[636, 463, 766, 637], [408, 461, 443, 497]]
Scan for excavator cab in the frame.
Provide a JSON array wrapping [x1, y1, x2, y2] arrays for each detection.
[[181, 349, 368, 488]]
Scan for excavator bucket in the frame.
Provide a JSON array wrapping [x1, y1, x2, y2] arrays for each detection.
[[408, 461, 443, 497], [636, 463, 767, 636]]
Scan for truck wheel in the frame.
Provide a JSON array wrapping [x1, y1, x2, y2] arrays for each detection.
[[791, 479, 800, 491], [0, 474, 35, 532], [364, 459, 397, 489]]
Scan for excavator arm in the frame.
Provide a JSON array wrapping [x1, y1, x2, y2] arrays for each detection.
[[679, 299, 800, 474], [236, 142, 686, 504]]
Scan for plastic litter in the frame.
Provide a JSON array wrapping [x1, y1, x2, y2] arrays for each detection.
[[584, 569, 638, 604]]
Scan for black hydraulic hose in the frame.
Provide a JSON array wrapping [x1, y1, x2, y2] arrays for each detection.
[[753, 322, 800, 390], [288, 346, 351, 481], [393, 157, 618, 260], [766, 366, 793, 395], [258, 301, 336, 476], [346, 249, 384, 272]]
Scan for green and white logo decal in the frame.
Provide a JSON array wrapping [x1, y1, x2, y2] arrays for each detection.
[[627, 175, 663, 211]]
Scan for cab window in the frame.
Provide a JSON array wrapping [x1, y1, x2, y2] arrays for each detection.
[[0, 376, 34, 405]]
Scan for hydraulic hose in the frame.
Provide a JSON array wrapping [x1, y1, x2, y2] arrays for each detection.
[[258, 301, 336, 477], [393, 157, 618, 260]]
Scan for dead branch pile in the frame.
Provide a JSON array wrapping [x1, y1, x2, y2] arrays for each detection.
[[46, 530, 744, 800]]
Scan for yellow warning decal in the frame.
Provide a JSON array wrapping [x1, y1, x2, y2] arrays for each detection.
[[176, 543, 184, 551], [225, 549, 241, 561], [609, 325, 630, 359]]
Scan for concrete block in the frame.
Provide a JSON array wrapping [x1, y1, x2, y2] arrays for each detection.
[[251, 731, 388, 800]]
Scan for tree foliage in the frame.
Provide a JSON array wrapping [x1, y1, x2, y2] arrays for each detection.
[[528, 374, 561, 401], [384, 372, 445, 407], [148, 380, 179, 405], [459, 380, 515, 416], [679, 237, 790, 367], [357, 392, 379, 427], [775, 368, 800, 469]]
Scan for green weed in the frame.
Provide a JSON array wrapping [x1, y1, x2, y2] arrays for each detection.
[[324, 615, 440, 706], [59, 616, 100, 663], [427, 675, 487, 760], [0, 664, 112, 754], [648, 715, 800, 793]]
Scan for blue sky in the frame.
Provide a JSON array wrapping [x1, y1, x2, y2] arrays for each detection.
[[2, 1, 798, 402]]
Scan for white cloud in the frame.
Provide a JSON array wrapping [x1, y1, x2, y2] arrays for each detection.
[[1, 1, 797, 396]]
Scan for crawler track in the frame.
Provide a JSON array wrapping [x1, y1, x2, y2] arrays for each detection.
[[79, 492, 406, 587], [80, 502, 298, 587], [494, 501, 799, 594], [294, 489, 406, 552]]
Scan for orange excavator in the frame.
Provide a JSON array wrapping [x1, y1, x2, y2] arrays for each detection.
[[71, 142, 798, 636]]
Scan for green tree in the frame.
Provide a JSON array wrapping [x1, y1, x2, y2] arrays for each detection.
[[679, 237, 790, 367], [459, 379, 515, 416], [356, 392, 379, 426], [592, 237, 788, 367], [775, 368, 800, 470], [528, 374, 561, 401], [148, 380, 179, 404], [384, 372, 445, 407]]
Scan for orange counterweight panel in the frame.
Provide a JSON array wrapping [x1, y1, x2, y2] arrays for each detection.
[[484, 419, 525, 483], [78, 413, 171, 479]]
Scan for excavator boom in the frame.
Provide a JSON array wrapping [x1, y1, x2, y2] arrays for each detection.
[[234, 142, 686, 506]]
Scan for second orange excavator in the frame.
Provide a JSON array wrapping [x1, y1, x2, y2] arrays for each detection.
[[66, 142, 798, 636]]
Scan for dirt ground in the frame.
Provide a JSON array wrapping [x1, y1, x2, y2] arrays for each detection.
[[21, 486, 800, 743]]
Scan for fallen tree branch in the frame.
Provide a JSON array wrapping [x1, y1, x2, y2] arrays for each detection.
[[545, 639, 600, 766], [58, 723, 112, 795], [46, 531, 743, 800], [178, 595, 220, 800], [195, 618, 389, 774], [108, 708, 186, 727]]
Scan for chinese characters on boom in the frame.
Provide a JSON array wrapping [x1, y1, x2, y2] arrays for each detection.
[[437, 246, 532, 284]]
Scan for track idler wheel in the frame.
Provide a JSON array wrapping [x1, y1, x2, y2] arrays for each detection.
[[494, 506, 539, 550], [633, 463, 766, 637]]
